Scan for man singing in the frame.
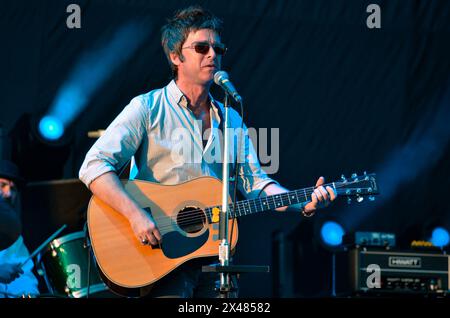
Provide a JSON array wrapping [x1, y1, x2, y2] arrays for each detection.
[[79, 5, 336, 298]]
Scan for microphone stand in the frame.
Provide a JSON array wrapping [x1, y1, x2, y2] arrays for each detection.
[[203, 93, 269, 298], [218, 93, 231, 295]]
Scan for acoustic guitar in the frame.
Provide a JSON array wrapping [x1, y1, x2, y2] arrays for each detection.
[[87, 173, 378, 296]]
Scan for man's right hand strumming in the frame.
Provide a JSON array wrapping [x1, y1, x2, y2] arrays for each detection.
[[89, 172, 162, 246], [129, 209, 162, 246]]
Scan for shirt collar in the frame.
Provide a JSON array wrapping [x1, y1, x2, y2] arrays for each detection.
[[167, 79, 221, 114], [167, 80, 187, 107]]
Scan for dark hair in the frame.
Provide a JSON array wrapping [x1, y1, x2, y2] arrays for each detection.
[[161, 5, 223, 78]]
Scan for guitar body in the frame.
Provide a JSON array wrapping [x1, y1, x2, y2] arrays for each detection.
[[87, 171, 378, 297], [87, 176, 238, 297]]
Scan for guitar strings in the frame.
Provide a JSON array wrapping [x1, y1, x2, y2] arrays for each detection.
[[154, 188, 352, 231], [157, 179, 364, 226], [153, 180, 366, 230], [152, 181, 365, 230], [149, 180, 369, 232]]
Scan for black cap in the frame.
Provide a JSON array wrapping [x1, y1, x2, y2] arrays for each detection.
[[0, 159, 25, 187]]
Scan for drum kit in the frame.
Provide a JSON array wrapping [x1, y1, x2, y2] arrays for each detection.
[[36, 231, 118, 298], [3, 229, 118, 299], [17, 179, 121, 298]]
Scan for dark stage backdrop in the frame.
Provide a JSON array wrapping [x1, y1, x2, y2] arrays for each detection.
[[1, 0, 450, 297]]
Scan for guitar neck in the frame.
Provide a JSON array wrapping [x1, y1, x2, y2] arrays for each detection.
[[206, 183, 339, 220], [204, 173, 378, 221]]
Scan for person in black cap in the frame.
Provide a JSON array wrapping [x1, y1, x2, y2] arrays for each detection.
[[0, 159, 39, 297], [0, 159, 23, 250]]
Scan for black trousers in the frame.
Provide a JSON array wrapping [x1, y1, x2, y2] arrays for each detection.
[[146, 258, 239, 298]]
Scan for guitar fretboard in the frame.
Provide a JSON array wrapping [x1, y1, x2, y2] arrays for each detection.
[[202, 175, 376, 222], [204, 185, 335, 220]]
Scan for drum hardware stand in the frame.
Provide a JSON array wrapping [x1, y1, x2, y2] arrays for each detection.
[[23, 224, 67, 297], [83, 223, 93, 298], [202, 93, 269, 298], [20, 224, 67, 269]]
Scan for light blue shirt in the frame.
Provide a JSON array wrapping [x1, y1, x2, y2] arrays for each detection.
[[79, 80, 276, 199], [0, 236, 39, 298]]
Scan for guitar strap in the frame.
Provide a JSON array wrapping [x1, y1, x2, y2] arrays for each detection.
[[118, 159, 132, 179]]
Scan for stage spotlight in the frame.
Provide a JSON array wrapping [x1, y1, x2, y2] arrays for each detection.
[[9, 113, 73, 181], [430, 227, 449, 247], [38, 116, 64, 141], [320, 221, 345, 247]]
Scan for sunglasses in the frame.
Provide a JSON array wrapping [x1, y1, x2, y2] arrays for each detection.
[[182, 41, 227, 56]]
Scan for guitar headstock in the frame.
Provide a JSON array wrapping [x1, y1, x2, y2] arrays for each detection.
[[335, 172, 378, 204]]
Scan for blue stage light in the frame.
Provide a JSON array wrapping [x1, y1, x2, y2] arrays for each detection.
[[38, 116, 64, 141], [320, 221, 345, 246], [430, 227, 449, 247]]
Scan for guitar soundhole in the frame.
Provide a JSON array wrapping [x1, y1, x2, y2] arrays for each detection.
[[177, 206, 206, 234]]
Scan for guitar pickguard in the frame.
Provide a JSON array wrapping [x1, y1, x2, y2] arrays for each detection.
[[144, 206, 210, 259], [161, 230, 209, 259]]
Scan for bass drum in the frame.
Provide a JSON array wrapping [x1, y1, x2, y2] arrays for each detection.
[[38, 231, 119, 298]]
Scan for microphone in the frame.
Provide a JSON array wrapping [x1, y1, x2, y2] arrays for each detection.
[[214, 71, 242, 103]]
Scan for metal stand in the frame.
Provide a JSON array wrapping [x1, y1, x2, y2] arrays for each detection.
[[83, 223, 91, 298], [331, 252, 336, 297], [202, 93, 269, 298]]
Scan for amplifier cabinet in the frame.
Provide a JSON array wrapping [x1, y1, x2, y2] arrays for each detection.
[[335, 247, 449, 296]]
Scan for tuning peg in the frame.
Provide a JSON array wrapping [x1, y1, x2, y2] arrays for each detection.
[[347, 197, 352, 205], [341, 174, 347, 182], [351, 173, 357, 179], [356, 195, 364, 203], [369, 196, 375, 201]]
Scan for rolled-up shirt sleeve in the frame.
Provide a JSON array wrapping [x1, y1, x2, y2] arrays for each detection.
[[79, 96, 148, 188]]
